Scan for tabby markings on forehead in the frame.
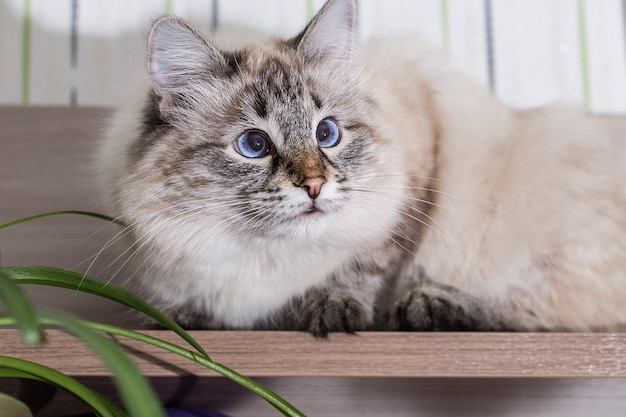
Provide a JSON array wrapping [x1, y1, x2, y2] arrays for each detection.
[[257, 57, 308, 105], [310, 92, 324, 110], [222, 50, 249, 78], [237, 83, 269, 121], [252, 92, 268, 119]]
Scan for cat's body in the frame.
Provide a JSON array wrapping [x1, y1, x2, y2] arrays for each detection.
[[100, 0, 626, 334]]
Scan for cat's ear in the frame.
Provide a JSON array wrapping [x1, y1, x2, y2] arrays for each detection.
[[295, 0, 355, 65], [147, 16, 227, 116]]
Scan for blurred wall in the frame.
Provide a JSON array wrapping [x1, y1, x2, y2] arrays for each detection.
[[1, 0, 625, 114]]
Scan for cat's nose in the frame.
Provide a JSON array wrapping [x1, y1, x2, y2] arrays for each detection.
[[300, 176, 326, 199]]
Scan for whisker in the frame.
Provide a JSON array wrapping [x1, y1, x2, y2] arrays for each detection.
[[87, 196, 253, 284], [370, 185, 495, 210], [351, 172, 451, 185], [348, 172, 495, 210], [122, 204, 274, 283], [388, 229, 420, 258], [349, 189, 463, 250], [82, 198, 228, 271], [185, 205, 267, 250], [350, 186, 464, 249]]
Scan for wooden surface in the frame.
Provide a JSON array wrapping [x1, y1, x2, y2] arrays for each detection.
[[2, 106, 626, 416], [2, 329, 626, 416], [2, 330, 626, 378], [1, 329, 626, 416]]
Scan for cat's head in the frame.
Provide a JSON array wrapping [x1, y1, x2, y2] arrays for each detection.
[[123, 0, 404, 244]]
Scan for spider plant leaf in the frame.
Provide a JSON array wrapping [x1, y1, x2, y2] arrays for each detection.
[[0, 269, 42, 345], [0, 210, 123, 230], [0, 315, 305, 417], [1, 265, 209, 358], [39, 309, 165, 417], [0, 368, 127, 417], [0, 391, 32, 417], [0, 356, 124, 417], [77, 321, 306, 417]]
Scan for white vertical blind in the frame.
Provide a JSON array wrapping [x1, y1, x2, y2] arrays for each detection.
[[0, 0, 625, 114], [584, 0, 626, 113], [76, 0, 163, 106], [491, 0, 583, 109], [1, 0, 26, 104], [446, 0, 489, 86], [358, 0, 443, 47], [170, 0, 216, 34], [29, 0, 72, 105], [219, 0, 308, 37]]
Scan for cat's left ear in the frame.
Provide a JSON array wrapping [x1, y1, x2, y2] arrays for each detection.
[[295, 0, 355, 65]]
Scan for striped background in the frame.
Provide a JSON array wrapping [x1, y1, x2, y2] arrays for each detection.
[[1, 0, 626, 114]]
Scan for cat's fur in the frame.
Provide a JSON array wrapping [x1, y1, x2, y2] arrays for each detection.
[[99, 0, 626, 335]]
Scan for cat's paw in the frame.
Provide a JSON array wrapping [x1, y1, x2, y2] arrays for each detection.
[[390, 286, 481, 331], [303, 291, 367, 337]]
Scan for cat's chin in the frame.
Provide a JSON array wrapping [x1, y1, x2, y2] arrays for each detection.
[[271, 204, 334, 239], [288, 201, 328, 220], [293, 208, 325, 223], [296, 201, 338, 222], [303, 205, 322, 215]]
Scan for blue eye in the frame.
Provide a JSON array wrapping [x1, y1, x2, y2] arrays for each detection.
[[316, 118, 341, 148], [235, 130, 272, 158]]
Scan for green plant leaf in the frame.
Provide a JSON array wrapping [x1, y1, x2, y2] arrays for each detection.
[[0, 210, 123, 230], [1, 265, 209, 358], [75, 321, 305, 417], [0, 391, 32, 417], [0, 357, 123, 417], [0, 316, 305, 417], [0, 270, 42, 345], [0, 368, 126, 417], [0, 210, 304, 416], [39, 309, 165, 417]]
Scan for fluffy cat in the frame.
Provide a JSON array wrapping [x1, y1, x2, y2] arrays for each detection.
[[99, 0, 626, 335]]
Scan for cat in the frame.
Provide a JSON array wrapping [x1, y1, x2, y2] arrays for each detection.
[[99, 0, 626, 336]]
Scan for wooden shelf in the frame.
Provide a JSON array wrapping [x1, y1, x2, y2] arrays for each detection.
[[3, 329, 626, 416], [3, 330, 626, 379]]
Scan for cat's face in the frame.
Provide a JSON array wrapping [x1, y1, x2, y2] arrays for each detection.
[[121, 0, 403, 244]]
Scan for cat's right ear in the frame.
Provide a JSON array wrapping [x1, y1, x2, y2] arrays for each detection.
[[295, 0, 355, 66], [147, 16, 226, 118]]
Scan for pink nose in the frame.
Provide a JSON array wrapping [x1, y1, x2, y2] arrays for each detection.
[[300, 176, 326, 199]]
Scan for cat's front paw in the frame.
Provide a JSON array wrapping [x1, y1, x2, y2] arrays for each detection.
[[303, 291, 367, 337], [390, 286, 481, 331]]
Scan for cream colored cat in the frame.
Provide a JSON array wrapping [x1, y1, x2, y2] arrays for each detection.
[[100, 0, 626, 334]]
